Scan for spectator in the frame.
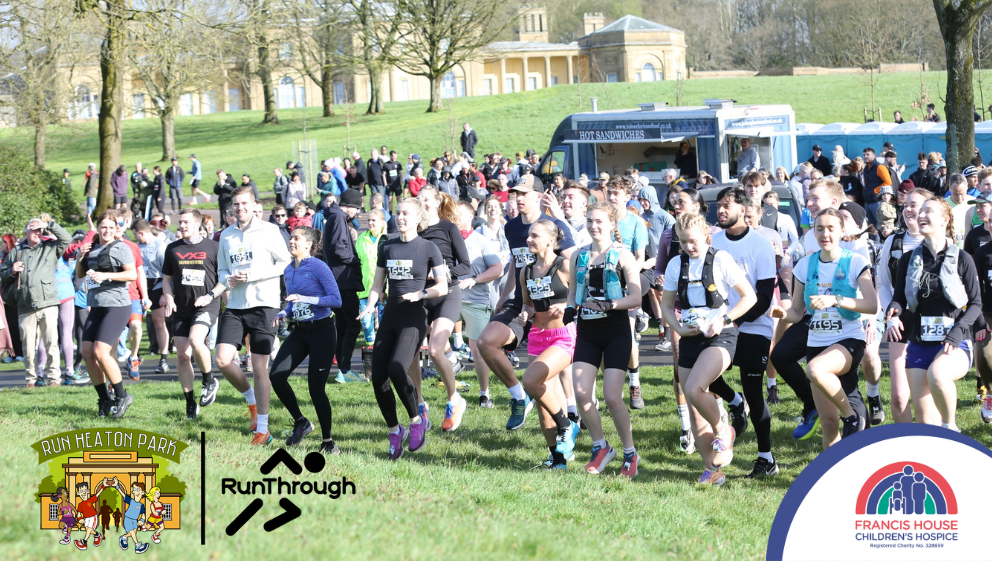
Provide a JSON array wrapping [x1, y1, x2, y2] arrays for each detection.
[[808, 145, 832, 176], [285, 174, 307, 209], [149, 166, 166, 216], [311, 193, 335, 233], [112, 165, 129, 210], [774, 167, 790, 183], [352, 151, 366, 182], [909, 152, 941, 196], [736, 137, 760, 175], [273, 167, 290, 205], [214, 170, 237, 220], [286, 160, 306, 186], [636, 176, 661, 214], [832, 145, 850, 167], [130, 162, 144, 199], [346, 166, 365, 194], [369, 192, 390, 222], [861, 147, 891, 225], [329, 158, 347, 195], [405, 167, 426, 197], [366, 149, 386, 209], [240, 174, 260, 201], [673, 141, 697, 178], [925, 103, 941, 123], [0, 233, 21, 362], [382, 150, 404, 212], [494, 158, 520, 188], [62, 168, 72, 195], [427, 158, 444, 187], [437, 166, 459, 199], [320, 188, 364, 378], [189, 154, 209, 204], [355, 209, 385, 346], [0, 216, 72, 387], [876, 186, 898, 237], [460, 122, 478, 159], [883, 150, 904, 184], [761, 191, 800, 250], [286, 201, 313, 230], [164, 158, 185, 212], [840, 162, 865, 205], [84, 163, 99, 216], [452, 152, 471, 177], [488, 178, 509, 204], [894, 110, 905, 124], [270, 205, 291, 247]]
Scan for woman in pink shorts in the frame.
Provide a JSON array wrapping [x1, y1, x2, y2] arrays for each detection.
[[520, 220, 580, 470]]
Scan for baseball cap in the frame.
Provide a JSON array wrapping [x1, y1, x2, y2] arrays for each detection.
[[968, 191, 992, 204], [63, 168, 70, 173], [508, 174, 544, 194], [963, 165, 979, 177], [598, 172, 609, 181], [171, 157, 178, 162], [638, 176, 649, 186], [937, 160, 947, 169], [812, 144, 822, 151]]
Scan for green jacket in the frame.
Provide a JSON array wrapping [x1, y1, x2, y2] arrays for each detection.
[[0, 222, 72, 313], [355, 230, 383, 299]]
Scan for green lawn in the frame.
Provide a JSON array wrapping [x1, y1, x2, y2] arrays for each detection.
[[2, 359, 991, 561]]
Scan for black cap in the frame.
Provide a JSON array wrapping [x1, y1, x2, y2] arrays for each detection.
[[838, 201, 866, 227], [340, 189, 363, 208], [189, 154, 196, 158], [812, 144, 822, 151], [63, 168, 70, 173]]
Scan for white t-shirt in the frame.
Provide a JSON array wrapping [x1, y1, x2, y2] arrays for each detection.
[[949, 198, 974, 248], [663, 248, 745, 329], [792, 252, 872, 347], [876, 231, 923, 310], [711, 229, 777, 339]]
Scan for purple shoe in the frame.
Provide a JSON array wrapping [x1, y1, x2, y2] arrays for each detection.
[[418, 403, 432, 432], [387, 426, 408, 460], [409, 418, 427, 451]]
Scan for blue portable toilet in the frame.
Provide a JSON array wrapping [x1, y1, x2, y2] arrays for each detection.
[[923, 123, 948, 162], [885, 122, 934, 176], [796, 124, 823, 163], [974, 121, 992, 164], [809, 123, 860, 163], [848, 122, 898, 157]]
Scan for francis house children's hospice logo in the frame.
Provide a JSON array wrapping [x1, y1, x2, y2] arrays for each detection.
[[31, 428, 188, 554]]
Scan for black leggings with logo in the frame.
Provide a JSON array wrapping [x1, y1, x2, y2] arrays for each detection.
[[371, 300, 425, 427], [270, 317, 336, 439]]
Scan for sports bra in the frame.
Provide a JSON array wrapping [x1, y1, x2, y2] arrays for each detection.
[[525, 256, 567, 312]]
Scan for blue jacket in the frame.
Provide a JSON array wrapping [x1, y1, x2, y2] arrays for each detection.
[[280, 256, 342, 322]]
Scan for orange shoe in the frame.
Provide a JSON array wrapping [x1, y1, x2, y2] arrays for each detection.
[[247, 404, 258, 432], [441, 396, 467, 432], [250, 431, 272, 445]]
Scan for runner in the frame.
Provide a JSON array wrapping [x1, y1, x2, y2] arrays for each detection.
[[358, 197, 446, 460], [970, 192, 992, 422], [270, 226, 342, 454], [216, 186, 292, 445], [131, 220, 169, 375], [567, 202, 642, 478], [963, 192, 992, 405], [161, 208, 223, 420], [885, 197, 984, 431], [520, 220, 580, 469], [771, 208, 878, 448], [77, 210, 138, 419]]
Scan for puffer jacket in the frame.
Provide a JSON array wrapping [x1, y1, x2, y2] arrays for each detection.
[[0, 222, 72, 313]]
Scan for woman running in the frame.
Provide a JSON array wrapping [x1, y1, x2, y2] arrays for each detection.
[[270, 226, 343, 454], [143, 487, 165, 543], [520, 220, 579, 469], [877, 188, 932, 423], [884, 198, 985, 431], [567, 203, 642, 477], [478, 194, 511, 300], [771, 208, 878, 448], [415, 186, 472, 432], [359, 197, 447, 460], [77, 210, 138, 419], [661, 213, 757, 486]]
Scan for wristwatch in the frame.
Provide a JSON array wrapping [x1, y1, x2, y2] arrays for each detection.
[[723, 314, 733, 327], [421, 289, 429, 299]]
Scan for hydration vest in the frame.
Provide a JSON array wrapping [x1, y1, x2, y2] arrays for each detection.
[[93, 240, 123, 273], [677, 247, 726, 310], [905, 243, 969, 312], [803, 249, 860, 321], [888, 231, 906, 281], [575, 244, 624, 306]]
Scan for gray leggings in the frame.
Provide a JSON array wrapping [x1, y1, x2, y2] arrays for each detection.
[[36, 300, 75, 372]]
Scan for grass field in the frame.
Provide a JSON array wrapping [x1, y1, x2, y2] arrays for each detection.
[[0, 70, 964, 203], [2, 355, 991, 560]]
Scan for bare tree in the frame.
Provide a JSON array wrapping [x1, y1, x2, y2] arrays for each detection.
[[340, 0, 407, 115], [395, 0, 512, 113], [288, 0, 347, 117], [244, 0, 280, 124]]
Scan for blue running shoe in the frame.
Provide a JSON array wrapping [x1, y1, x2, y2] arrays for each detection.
[[793, 409, 820, 440], [505, 395, 533, 430], [135, 542, 148, 554]]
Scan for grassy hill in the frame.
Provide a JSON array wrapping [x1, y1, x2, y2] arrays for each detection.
[[0, 71, 960, 199]]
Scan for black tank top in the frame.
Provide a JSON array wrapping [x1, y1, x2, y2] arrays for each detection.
[[525, 256, 567, 312]]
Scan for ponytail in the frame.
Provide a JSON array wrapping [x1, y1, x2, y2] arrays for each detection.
[[677, 212, 712, 245]]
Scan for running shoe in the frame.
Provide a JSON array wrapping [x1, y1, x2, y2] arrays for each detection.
[[867, 395, 885, 425], [335, 370, 368, 383], [250, 431, 272, 446], [585, 444, 616, 474], [200, 378, 219, 407], [387, 426, 408, 460], [152, 534, 161, 544], [74, 539, 88, 550], [119, 536, 128, 550], [94, 532, 102, 546], [792, 409, 820, 440], [449, 358, 465, 375], [441, 397, 467, 432], [135, 542, 148, 554], [711, 425, 735, 468], [185, 402, 199, 420], [286, 418, 314, 446], [0, 356, 11, 363], [697, 468, 726, 486], [634, 310, 650, 333], [745, 457, 780, 478], [546, 454, 567, 470], [766, 384, 780, 405], [506, 350, 520, 368], [554, 422, 577, 459], [457, 349, 474, 363], [841, 412, 865, 439], [982, 395, 992, 424], [567, 411, 581, 429], [128, 356, 141, 380], [418, 403, 432, 432], [728, 393, 749, 440], [155, 358, 169, 374], [479, 395, 493, 408], [321, 441, 342, 455], [679, 429, 696, 454], [629, 385, 645, 410], [655, 339, 672, 352], [63, 367, 86, 385], [506, 395, 533, 430], [98, 398, 113, 418], [620, 451, 639, 478], [409, 418, 427, 451], [977, 384, 988, 403], [111, 392, 134, 419], [247, 404, 258, 432]]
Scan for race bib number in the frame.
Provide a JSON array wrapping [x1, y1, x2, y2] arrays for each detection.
[[809, 310, 843, 335], [229, 245, 253, 268], [580, 297, 607, 320], [920, 316, 953, 342], [387, 259, 414, 280], [526, 276, 554, 299], [512, 247, 535, 268], [388, 169, 398, 178], [683, 308, 701, 328], [181, 269, 206, 287], [292, 302, 314, 321]]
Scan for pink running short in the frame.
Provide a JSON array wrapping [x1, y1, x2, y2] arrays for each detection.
[[527, 324, 577, 357]]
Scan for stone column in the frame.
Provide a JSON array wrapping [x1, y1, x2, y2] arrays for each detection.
[[499, 58, 506, 93], [522, 57, 529, 91], [544, 56, 551, 87], [567, 55, 574, 84]]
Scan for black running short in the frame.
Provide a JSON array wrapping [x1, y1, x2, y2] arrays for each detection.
[[807, 337, 866, 404], [425, 285, 463, 324], [217, 307, 278, 354], [148, 281, 163, 311], [678, 327, 738, 369], [114, 196, 127, 204], [173, 309, 217, 339], [492, 305, 525, 351], [574, 313, 631, 371], [82, 305, 132, 346], [732, 331, 771, 373]]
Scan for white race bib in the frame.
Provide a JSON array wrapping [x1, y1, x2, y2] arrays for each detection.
[[386, 259, 414, 280], [920, 316, 953, 342], [181, 269, 206, 287], [292, 302, 314, 321], [388, 169, 398, 178], [526, 276, 554, 300], [809, 310, 843, 335], [682, 308, 701, 328], [229, 244, 253, 268], [512, 247, 535, 268], [580, 297, 607, 320]]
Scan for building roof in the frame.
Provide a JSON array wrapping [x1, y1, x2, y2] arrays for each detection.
[[488, 41, 578, 52], [590, 15, 682, 35]]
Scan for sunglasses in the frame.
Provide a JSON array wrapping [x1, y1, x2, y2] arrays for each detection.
[[30, 228, 44, 233], [275, 214, 287, 218]]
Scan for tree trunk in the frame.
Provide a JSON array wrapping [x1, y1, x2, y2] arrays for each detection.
[[97, 1, 126, 216], [160, 106, 175, 162], [321, 65, 334, 117], [258, 40, 279, 124], [366, 65, 384, 115], [33, 122, 45, 168], [427, 74, 443, 113]]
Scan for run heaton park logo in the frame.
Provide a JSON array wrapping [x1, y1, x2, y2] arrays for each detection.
[[854, 462, 959, 546]]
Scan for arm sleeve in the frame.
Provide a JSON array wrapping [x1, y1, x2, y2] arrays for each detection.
[[252, 232, 292, 282], [736, 277, 776, 325], [888, 253, 910, 316], [946, 254, 983, 347], [0, 250, 13, 283], [632, 219, 647, 252], [448, 225, 472, 278], [50, 222, 72, 254]]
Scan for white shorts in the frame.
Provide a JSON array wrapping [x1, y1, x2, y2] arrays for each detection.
[[84, 515, 98, 530]]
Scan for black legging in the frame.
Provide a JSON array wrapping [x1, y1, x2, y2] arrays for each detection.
[[709, 369, 772, 454], [270, 317, 336, 439], [335, 290, 361, 371], [4, 300, 22, 357], [769, 317, 817, 417], [73, 307, 87, 367], [371, 299, 424, 427]]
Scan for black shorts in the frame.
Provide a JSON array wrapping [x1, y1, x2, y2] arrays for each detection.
[[386, 183, 402, 195], [217, 307, 278, 354], [807, 337, 866, 400], [114, 196, 127, 204], [575, 314, 632, 371], [639, 269, 653, 297], [82, 305, 132, 346], [425, 285, 462, 324], [173, 309, 217, 339], [732, 332, 772, 373], [678, 327, 739, 369], [191, 179, 200, 189], [492, 305, 525, 351], [148, 281, 163, 310]]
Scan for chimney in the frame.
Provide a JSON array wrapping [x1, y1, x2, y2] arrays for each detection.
[[583, 13, 605, 36], [590, 98, 598, 113]]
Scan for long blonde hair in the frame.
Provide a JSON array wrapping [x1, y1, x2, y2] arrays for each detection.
[[588, 202, 621, 245], [417, 185, 459, 231]]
